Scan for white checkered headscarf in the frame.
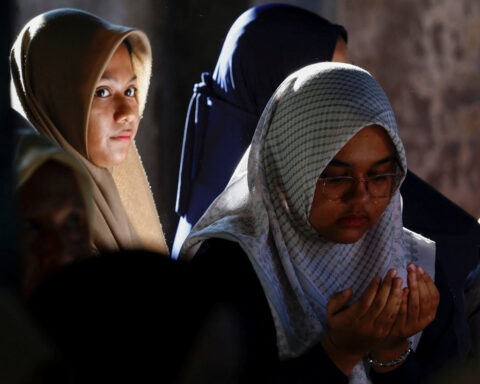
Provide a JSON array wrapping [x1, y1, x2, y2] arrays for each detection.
[[181, 63, 435, 382]]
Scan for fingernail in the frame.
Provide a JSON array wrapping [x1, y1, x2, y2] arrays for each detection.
[[407, 264, 416, 272], [418, 267, 425, 275], [390, 269, 397, 278]]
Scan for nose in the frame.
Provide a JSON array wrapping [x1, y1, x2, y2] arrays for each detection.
[[113, 96, 136, 123], [346, 179, 370, 203], [38, 228, 70, 262]]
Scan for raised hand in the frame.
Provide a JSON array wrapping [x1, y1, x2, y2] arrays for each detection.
[[390, 264, 439, 339], [369, 264, 440, 373], [321, 269, 404, 374]]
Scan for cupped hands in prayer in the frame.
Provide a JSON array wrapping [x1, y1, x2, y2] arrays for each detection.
[[321, 264, 439, 375]]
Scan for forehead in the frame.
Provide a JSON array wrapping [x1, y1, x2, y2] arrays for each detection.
[[19, 162, 85, 215], [100, 43, 134, 79], [331, 125, 395, 165]]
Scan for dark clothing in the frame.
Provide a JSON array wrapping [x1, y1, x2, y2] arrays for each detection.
[[193, 238, 468, 383], [175, 4, 347, 229], [401, 171, 480, 358], [28, 251, 215, 383], [176, 73, 258, 225], [401, 170, 480, 289]]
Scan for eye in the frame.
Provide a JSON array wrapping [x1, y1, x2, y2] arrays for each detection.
[[328, 176, 353, 185], [63, 211, 86, 231], [95, 87, 111, 98], [371, 174, 389, 181], [125, 86, 136, 97]]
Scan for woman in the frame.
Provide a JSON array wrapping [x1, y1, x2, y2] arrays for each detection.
[[10, 8, 167, 254], [15, 133, 93, 296], [180, 63, 465, 383], [173, 3, 348, 257]]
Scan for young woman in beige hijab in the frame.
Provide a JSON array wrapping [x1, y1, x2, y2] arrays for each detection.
[[10, 8, 167, 254]]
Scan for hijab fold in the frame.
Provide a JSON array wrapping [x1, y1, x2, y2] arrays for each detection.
[[11, 8, 167, 254], [181, 63, 436, 383]]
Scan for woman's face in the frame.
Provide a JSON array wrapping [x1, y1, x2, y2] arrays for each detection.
[[87, 43, 139, 168], [309, 125, 397, 243], [18, 161, 90, 296]]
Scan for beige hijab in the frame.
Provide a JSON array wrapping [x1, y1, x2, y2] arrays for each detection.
[[10, 8, 167, 254]]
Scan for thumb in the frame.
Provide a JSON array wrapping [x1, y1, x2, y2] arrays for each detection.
[[327, 288, 353, 318]]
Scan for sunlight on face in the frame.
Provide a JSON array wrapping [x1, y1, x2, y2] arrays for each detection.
[[331, 36, 349, 63], [87, 42, 139, 168], [309, 125, 396, 243]]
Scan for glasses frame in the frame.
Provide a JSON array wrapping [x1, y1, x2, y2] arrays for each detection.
[[317, 171, 404, 201]]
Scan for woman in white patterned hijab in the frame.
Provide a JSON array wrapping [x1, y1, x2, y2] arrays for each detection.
[[181, 62, 439, 382]]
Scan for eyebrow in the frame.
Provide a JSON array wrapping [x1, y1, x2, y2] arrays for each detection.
[[99, 74, 137, 83], [328, 155, 396, 168]]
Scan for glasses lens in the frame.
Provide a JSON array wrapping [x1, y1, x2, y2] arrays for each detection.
[[323, 177, 355, 200], [367, 174, 401, 197], [321, 174, 402, 200]]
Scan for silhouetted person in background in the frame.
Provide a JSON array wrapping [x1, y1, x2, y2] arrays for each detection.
[[15, 133, 93, 296], [173, 3, 348, 257]]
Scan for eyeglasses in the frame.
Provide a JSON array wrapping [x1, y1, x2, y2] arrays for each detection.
[[317, 173, 403, 201]]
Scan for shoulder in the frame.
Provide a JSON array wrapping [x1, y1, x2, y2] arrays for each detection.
[[191, 238, 281, 379], [192, 238, 268, 307], [193, 238, 253, 275]]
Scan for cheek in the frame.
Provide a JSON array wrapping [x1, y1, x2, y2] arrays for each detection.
[[87, 110, 110, 166], [368, 199, 390, 224], [309, 201, 342, 233], [308, 187, 343, 233]]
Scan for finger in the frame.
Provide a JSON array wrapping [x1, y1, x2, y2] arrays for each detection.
[[392, 288, 408, 336], [418, 267, 440, 321], [420, 268, 440, 307], [351, 276, 381, 317], [327, 288, 353, 319], [407, 264, 420, 323], [363, 269, 397, 321], [416, 267, 432, 321], [373, 276, 403, 334]]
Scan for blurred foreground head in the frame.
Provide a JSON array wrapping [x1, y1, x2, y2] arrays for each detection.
[[28, 250, 258, 383]]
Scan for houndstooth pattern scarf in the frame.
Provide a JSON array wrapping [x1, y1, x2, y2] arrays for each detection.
[[181, 62, 435, 383]]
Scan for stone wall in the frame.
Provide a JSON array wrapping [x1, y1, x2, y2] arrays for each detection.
[[338, 0, 480, 218]]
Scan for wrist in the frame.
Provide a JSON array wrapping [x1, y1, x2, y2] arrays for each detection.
[[321, 334, 363, 376], [368, 340, 412, 373]]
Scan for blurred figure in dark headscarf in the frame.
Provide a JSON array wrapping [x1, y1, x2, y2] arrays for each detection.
[[14, 133, 93, 296], [173, 3, 348, 257]]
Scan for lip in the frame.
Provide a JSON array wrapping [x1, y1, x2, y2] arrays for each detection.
[[111, 131, 133, 141], [338, 214, 369, 228]]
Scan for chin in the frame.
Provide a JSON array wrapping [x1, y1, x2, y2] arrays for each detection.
[[321, 228, 368, 244], [106, 152, 129, 168]]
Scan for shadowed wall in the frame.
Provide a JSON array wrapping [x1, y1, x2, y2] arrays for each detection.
[[339, 0, 480, 218]]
